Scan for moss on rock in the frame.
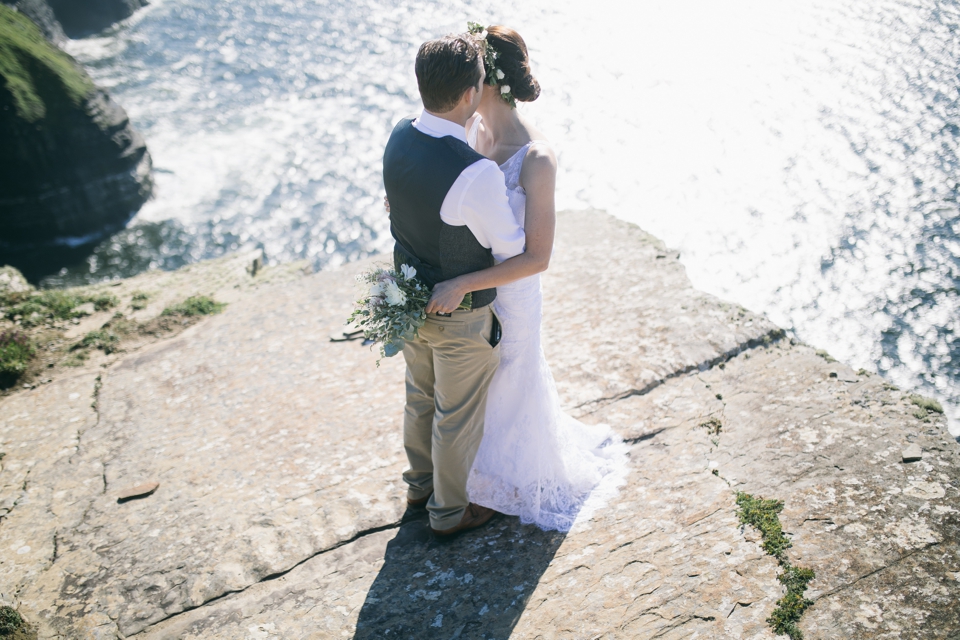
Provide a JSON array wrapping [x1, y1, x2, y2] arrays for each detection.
[[736, 492, 791, 560], [161, 295, 226, 317], [130, 290, 150, 310], [0, 5, 93, 122], [736, 492, 815, 640], [814, 349, 836, 363], [0, 604, 37, 639], [1, 288, 118, 327], [909, 394, 943, 418]]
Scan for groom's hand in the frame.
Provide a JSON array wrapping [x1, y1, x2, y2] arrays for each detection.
[[426, 280, 467, 314]]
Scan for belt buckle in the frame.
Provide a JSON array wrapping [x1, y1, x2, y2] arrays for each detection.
[[436, 312, 452, 317]]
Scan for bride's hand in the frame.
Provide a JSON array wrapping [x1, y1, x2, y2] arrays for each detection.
[[425, 279, 468, 314]]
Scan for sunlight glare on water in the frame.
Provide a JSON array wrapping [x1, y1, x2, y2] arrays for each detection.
[[62, 0, 960, 433]]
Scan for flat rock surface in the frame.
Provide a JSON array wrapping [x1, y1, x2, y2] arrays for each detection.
[[0, 211, 956, 639]]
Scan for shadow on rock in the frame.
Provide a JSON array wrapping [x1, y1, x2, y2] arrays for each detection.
[[354, 512, 565, 639]]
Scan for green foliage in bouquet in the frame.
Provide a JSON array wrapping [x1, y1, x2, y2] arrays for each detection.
[[348, 264, 471, 365]]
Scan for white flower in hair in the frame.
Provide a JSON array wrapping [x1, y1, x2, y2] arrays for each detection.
[[496, 69, 505, 80], [500, 85, 511, 95]]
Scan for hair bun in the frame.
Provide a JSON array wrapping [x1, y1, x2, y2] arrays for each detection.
[[512, 70, 540, 102], [485, 25, 541, 104]]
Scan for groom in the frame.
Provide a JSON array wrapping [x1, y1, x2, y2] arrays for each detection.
[[382, 34, 525, 536]]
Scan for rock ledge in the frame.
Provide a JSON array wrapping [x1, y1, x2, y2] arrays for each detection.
[[0, 211, 956, 639]]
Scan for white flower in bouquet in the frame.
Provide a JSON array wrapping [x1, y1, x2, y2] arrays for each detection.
[[347, 263, 474, 366], [384, 281, 407, 306], [347, 263, 430, 365]]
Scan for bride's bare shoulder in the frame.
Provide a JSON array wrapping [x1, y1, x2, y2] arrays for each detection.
[[523, 140, 557, 172], [519, 141, 557, 193]]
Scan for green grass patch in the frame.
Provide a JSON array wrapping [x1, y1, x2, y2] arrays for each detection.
[[1, 290, 118, 326], [736, 492, 815, 640], [161, 295, 226, 317], [700, 417, 723, 436], [736, 492, 790, 560], [0, 329, 34, 388], [0, 604, 30, 637], [86, 292, 119, 311], [909, 394, 943, 418], [130, 291, 150, 310], [72, 314, 135, 356], [75, 329, 121, 355], [62, 350, 88, 367], [0, 604, 22, 631], [0, 5, 94, 122], [814, 349, 836, 363]]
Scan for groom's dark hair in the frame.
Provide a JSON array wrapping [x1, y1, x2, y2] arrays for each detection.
[[415, 35, 483, 113]]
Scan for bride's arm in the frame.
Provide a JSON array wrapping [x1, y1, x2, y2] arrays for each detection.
[[425, 144, 557, 314]]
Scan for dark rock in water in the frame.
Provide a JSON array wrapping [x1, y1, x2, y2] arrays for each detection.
[[0, 6, 152, 246], [46, 0, 146, 38], [0, 0, 64, 43]]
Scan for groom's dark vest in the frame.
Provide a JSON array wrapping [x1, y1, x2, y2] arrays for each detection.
[[383, 117, 496, 308]]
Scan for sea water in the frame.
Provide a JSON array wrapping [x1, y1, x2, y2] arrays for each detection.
[[34, 0, 960, 433]]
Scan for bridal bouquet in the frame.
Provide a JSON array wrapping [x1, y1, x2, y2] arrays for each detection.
[[347, 264, 471, 364]]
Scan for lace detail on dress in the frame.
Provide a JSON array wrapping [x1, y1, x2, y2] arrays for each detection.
[[500, 142, 533, 192], [465, 129, 628, 532]]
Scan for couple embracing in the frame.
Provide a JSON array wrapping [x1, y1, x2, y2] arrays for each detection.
[[383, 25, 626, 538]]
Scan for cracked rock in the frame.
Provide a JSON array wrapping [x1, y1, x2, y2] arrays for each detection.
[[1, 211, 956, 639]]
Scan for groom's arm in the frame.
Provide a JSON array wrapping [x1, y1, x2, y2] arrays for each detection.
[[440, 159, 525, 262], [427, 150, 557, 314]]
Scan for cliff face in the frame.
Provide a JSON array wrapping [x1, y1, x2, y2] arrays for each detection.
[[0, 0, 63, 42], [0, 6, 152, 246], [46, 0, 146, 38]]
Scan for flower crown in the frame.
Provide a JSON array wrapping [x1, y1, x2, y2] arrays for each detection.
[[467, 22, 516, 108]]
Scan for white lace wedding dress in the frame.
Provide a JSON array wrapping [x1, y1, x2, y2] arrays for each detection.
[[465, 131, 629, 532]]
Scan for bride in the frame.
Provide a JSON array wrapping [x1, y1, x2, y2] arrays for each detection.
[[424, 24, 627, 532]]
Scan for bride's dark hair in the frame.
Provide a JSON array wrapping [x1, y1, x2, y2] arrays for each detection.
[[486, 26, 540, 102]]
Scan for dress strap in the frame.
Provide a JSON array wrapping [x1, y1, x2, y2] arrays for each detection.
[[501, 140, 550, 190]]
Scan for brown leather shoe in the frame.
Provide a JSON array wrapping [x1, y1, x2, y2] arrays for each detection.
[[430, 503, 497, 538], [407, 492, 432, 508]]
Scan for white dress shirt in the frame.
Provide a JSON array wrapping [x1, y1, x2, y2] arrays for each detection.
[[412, 110, 525, 262]]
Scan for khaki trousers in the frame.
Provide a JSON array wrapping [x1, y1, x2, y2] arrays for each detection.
[[401, 305, 500, 530]]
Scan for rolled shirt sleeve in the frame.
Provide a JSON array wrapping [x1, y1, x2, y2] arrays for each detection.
[[439, 158, 526, 262]]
